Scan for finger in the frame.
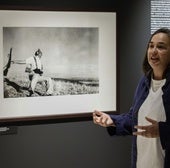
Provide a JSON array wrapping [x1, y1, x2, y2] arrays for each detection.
[[104, 118, 109, 126], [93, 113, 101, 123], [94, 110, 102, 116], [134, 125, 148, 130], [93, 112, 97, 118], [133, 131, 153, 138], [94, 117, 103, 125], [145, 116, 157, 124], [93, 115, 98, 124], [92, 112, 97, 119], [101, 118, 109, 127], [93, 113, 101, 120], [133, 130, 146, 136], [93, 111, 100, 118], [101, 116, 107, 125]]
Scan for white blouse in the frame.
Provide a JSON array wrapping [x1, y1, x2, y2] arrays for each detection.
[[136, 78, 166, 168]]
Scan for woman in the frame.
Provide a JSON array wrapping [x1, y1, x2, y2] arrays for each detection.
[[93, 28, 170, 168]]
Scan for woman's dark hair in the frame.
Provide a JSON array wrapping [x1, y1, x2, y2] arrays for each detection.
[[142, 27, 170, 75]]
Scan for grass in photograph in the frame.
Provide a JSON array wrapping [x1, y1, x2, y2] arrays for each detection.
[[4, 76, 99, 98]]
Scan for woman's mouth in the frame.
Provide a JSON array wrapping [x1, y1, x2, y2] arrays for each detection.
[[150, 57, 159, 64]]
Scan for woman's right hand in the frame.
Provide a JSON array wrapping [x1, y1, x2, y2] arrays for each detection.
[[93, 110, 115, 127]]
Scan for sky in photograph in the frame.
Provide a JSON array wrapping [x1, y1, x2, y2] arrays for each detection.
[[3, 27, 99, 79]]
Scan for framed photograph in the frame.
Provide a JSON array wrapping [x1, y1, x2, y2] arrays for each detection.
[[0, 10, 117, 124]]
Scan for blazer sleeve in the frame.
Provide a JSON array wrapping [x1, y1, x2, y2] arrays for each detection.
[[107, 107, 133, 136], [159, 81, 170, 150]]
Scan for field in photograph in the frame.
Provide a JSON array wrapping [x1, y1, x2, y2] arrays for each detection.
[[4, 75, 99, 98]]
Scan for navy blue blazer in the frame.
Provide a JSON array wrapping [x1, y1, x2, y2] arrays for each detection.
[[107, 69, 170, 168]]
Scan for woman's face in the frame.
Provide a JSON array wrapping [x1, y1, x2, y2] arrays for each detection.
[[147, 32, 170, 74]]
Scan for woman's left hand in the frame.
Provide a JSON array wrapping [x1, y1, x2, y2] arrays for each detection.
[[133, 117, 159, 138]]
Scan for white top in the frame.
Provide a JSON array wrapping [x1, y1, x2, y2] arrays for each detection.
[[26, 56, 42, 70], [136, 78, 166, 168]]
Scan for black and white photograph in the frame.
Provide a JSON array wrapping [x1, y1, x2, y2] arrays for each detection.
[[3, 27, 99, 98], [0, 11, 116, 120]]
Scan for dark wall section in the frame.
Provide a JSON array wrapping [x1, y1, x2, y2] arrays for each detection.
[[0, 0, 117, 11], [118, 1, 150, 113], [0, 0, 150, 168]]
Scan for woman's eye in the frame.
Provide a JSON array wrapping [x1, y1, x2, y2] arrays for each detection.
[[158, 45, 166, 49], [149, 45, 154, 48]]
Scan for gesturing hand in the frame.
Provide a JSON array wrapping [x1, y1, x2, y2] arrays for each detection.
[[133, 117, 159, 138], [93, 110, 115, 127]]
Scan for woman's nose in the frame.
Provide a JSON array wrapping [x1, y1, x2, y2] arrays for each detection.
[[152, 47, 158, 53]]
